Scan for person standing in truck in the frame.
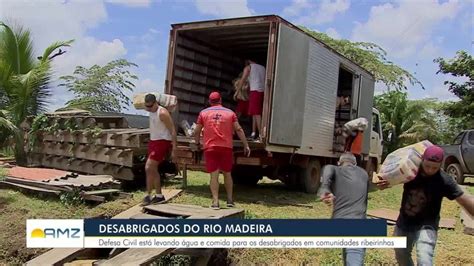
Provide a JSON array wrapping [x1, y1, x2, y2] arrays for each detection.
[[376, 145, 474, 265], [142, 94, 177, 206], [233, 72, 250, 118], [238, 59, 265, 141], [193, 91, 251, 209], [318, 152, 370, 266]]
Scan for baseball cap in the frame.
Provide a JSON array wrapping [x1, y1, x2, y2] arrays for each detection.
[[423, 145, 444, 163], [209, 91, 221, 102]]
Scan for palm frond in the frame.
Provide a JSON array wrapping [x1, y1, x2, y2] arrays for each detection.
[[0, 110, 19, 135], [40, 40, 74, 62], [0, 21, 34, 75], [9, 61, 52, 123]]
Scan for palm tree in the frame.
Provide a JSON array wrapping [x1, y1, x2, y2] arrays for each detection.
[[0, 21, 73, 164], [375, 91, 439, 156]]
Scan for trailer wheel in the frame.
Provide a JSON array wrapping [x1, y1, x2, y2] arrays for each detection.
[[303, 158, 321, 194], [446, 163, 465, 184], [232, 166, 262, 186]]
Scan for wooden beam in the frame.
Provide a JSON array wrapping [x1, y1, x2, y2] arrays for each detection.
[[80, 193, 105, 203], [4, 177, 72, 192], [0, 181, 60, 196]]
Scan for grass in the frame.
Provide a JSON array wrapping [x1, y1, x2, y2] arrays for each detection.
[[0, 172, 473, 265], [0, 147, 14, 158], [173, 173, 474, 265], [0, 189, 147, 264], [0, 167, 7, 181]]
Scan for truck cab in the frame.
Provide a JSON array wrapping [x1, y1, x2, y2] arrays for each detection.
[[368, 108, 383, 175], [441, 129, 474, 184]]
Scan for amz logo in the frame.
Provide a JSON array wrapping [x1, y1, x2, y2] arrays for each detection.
[[31, 228, 81, 238]]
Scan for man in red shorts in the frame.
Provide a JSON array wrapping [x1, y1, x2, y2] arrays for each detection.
[[143, 94, 177, 206], [239, 59, 265, 140], [193, 91, 251, 209]]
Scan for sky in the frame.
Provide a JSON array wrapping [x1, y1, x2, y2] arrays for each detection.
[[0, 0, 471, 114]]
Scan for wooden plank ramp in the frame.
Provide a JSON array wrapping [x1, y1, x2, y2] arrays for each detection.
[[26, 189, 183, 266], [367, 208, 456, 229], [95, 203, 243, 265], [96, 248, 172, 266]]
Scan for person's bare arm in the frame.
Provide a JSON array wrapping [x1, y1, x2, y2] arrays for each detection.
[[159, 108, 177, 159], [233, 121, 250, 157], [318, 165, 336, 205], [194, 124, 203, 144], [238, 66, 250, 92], [456, 194, 474, 217]]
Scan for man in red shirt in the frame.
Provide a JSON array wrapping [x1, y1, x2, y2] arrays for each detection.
[[194, 92, 251, 209]]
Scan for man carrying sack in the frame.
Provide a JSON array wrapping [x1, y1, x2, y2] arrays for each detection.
[[377, 145, 474, 265], [142, 94, 177, 206]]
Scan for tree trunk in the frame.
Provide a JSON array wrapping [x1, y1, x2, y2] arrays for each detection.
[[14, 133, 27, 166]]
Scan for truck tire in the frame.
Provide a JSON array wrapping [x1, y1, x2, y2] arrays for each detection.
[[284, 166, 303, 190], [303, 158, 321, 194], [232, 166, 262, 186], [446, 163, 465, 184]]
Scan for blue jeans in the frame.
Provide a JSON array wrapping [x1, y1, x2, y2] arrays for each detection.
[[394, 225, 438, 266], [343, 248, 365, 266]]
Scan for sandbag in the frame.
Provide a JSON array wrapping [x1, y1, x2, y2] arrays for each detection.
[[232, 73, 249, 101], [344, 117, 368, 132], [378, 140, 433, 186], [133, 92, 178, 112], [180, 120, 196, 137]]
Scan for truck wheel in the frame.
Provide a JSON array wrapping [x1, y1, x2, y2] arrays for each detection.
[[303, 158, 321, 194], [232, 166, 262, 186], [446, 163, 465, 184], [283, 166, 303, 190]]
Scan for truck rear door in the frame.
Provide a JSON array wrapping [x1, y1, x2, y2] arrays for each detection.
[[357, 74, 375, 155], [268, 23, 309, 147]]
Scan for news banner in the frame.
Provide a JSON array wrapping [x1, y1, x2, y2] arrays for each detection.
[[27, 219, 406, 248]]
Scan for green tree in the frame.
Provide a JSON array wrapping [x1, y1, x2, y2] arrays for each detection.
[[434, 50, 474, 128], [429, 102, 464, 145], [59, 59, 138, 113], [301, 28, 423, 90], [375, 91, 438, 156], [0, 22, 72, 164]]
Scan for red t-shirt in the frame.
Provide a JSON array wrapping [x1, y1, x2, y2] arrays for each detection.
[[197, 105, 237, 150]]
